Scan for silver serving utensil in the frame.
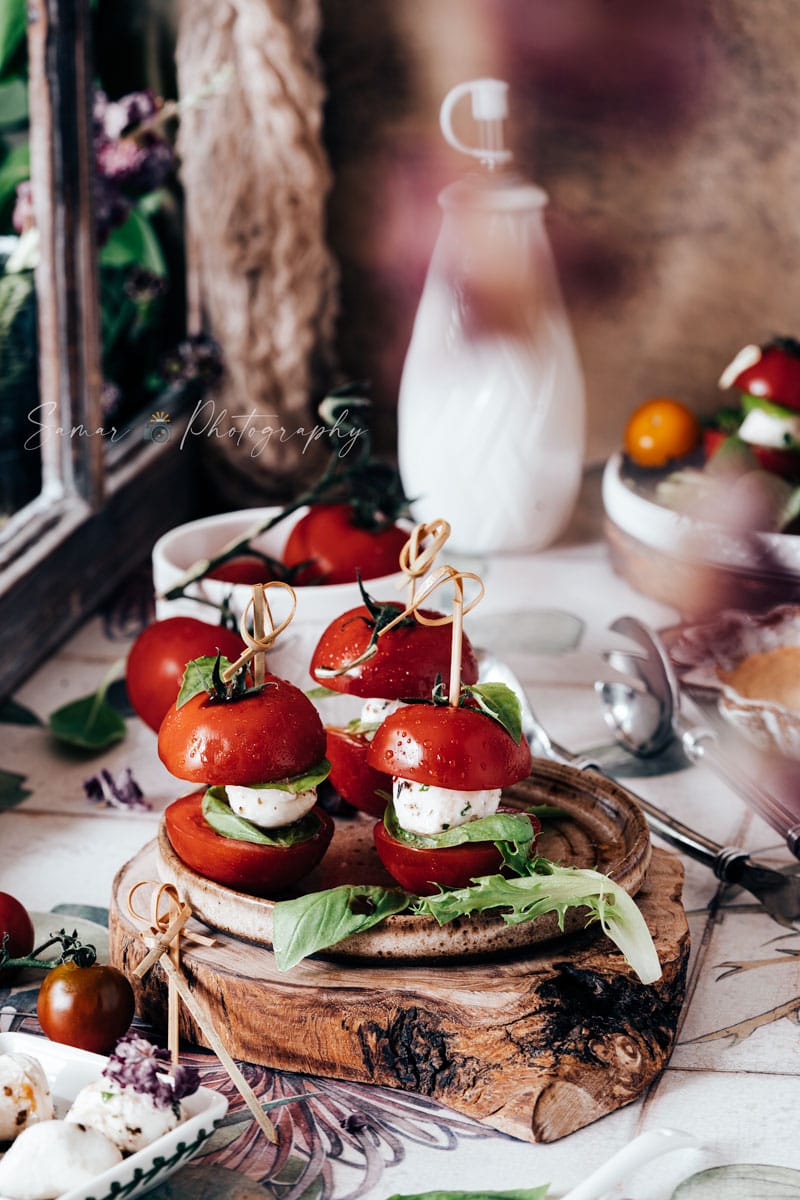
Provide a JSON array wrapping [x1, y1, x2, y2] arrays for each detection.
[[477, 649, 800, 929], [597, 616, 800, 859]]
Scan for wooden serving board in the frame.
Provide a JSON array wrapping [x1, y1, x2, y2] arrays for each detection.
[[109, 772, 690, 1144]]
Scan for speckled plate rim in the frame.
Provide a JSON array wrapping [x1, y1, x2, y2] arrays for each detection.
[[156, 761, 652, 963]]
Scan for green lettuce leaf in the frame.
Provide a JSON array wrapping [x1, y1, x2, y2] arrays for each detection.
[[202, 787, 321, 847], [416, 864, 661, 985], [272, 885, 410, 971]]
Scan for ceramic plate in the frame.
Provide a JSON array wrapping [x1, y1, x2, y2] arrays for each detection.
[[155, 760, 651, 962], [602, 451, 800, 574], [0, 1031, 227, 1200]]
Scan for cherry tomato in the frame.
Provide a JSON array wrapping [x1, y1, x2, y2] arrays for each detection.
[[373, 819, 504, 895], [126, 617, 245, 732], [37, 961, 135, 1054], [310, 605, 479, 699], [623, 398, 700, 468], [324, 727, 390, 817], [704, 428, 800, 481], [205, 556, 278, 584], [158, 673, 326, 786], [721, 339, 800, 412], [0, 892, 34, 981], [164, 790, 334, 895], [368, 705, 532, 790], [283, 503, 408, 585]]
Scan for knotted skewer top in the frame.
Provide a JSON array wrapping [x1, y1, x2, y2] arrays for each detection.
[[221, 581, 297, 686]]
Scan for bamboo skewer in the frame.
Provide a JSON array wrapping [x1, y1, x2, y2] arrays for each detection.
[[398, 518, 451, 606], [127, 881, 278, 1144], [221, 580, 297, 683]]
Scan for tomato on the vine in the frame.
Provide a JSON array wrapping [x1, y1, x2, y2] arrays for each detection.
[[0, 892, 34, 981], [373, 819, 505, 895], [283, 503, 408, 586], [205, 556, 279, 585], [164, 790, 334, 895], [37, 961, 135, 1055], [126, 617, 245, 732], [623, 398, 700, 468]]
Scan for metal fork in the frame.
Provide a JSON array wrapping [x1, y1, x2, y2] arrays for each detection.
[[478, 650, 800, 929]]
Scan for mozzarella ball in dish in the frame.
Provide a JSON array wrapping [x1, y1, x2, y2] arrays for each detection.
[[0, 1053, 54, 1142], [0, 1119, 121, 1199], [66, 1077, 179, 1155]]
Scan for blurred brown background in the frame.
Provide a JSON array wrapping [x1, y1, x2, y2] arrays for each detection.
[[321, 0, 800, 462]]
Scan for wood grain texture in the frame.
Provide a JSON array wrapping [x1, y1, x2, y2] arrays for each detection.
[[110, 843, 688, 1143]]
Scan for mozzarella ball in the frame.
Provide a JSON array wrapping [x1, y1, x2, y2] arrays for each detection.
[[66, 1078, 179, 1155], [0, 1119, 121, 1199], [392, 777, 501, 836], [0, 1053, 54, 1142], [224, 784, 317, 829]]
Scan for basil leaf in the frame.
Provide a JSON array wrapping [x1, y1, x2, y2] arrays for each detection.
[[415, 866, 662, 985], [463, 682, 522, 743], [0, 768, 31, 809], [202, 787, 321, 847], [0, 698, 41, 725], [384, 802, 535, 854], [49, 691, 126, 751], [304, 685, 341, 700], [346, 715, 381, 736], [272, 884, 410, 972], [177, 655, 234, 708], [672, 1165, 800, 1198], [252, 759, 330, 794], [385, 1188, 549, 1200]]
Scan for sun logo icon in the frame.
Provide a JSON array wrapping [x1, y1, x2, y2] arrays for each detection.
[[143, 410, 173, 444]]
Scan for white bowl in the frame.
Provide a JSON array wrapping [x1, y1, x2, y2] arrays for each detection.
[[0, 1031, 227, 1200], [152, 507, 407, 690], [670, 604, 800, 760]]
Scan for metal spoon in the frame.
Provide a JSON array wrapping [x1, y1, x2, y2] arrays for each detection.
[[596, 616, 800, 859], [477, 649, 800, 928]]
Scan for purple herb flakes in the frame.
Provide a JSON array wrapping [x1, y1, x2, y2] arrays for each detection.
[[103, 1033, 200, 1109], [83, 768, 151, 811]]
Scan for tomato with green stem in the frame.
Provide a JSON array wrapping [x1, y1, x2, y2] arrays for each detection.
[[283, 503, 408, 586], [37, 961, 135, 1055], [0, 893, 34, 982]]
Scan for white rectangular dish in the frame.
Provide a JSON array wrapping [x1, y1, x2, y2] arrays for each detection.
[[0, 1031, 228, 1200]]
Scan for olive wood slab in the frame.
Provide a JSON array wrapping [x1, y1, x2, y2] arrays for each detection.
[[153, 762, 652, 961], [110, 770, 689, 1143]]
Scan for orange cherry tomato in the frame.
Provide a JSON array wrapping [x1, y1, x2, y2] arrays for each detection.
[[623, 398, 700, 468]]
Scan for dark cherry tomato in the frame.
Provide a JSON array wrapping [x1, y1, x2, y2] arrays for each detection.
[[373, 819, 505, 895], [310, 605, 478, 699], [283, 503, 408, 586], [721, 339, 800, 412], [126, 617, 245, 732], [324, 727, 390, 817], [205, 556, 278, 584], [368, 705, 532, 790], [37, 961, 135, 1054], [158, 673, 326, 786], [164, 790, 334, 896], [0, 892, 34, 981], [704, 427, 800, 482]]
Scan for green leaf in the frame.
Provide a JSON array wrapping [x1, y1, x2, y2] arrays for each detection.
[[0, 697, 41, 725], [0, 76, 27, 129], [251, 759, 331, 794], [0, 768, 31, 809], [48, 664, 127, 752], [48, 692, 126, 752], [463, 682, 522, 743], [272, 884, 410, 971], [304, 685, 341, 700], [99, 206, 167, 276], [385, 1189, 549, 1200], [176, 655, 233, 708], [0, 0, 26, 77], [415, 865, 662, 985], [384, 802, 535, 855], [741, 392, 800, 424], [201, 787, 322, 847]]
